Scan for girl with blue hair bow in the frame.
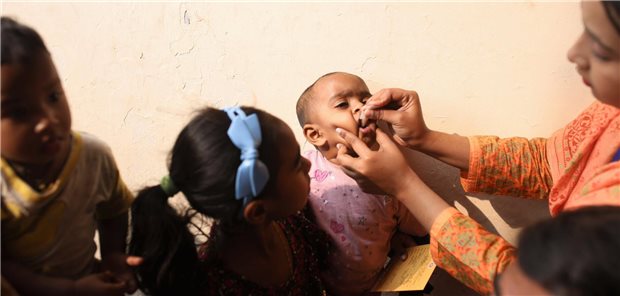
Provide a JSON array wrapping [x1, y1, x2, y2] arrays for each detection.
[[128, 106, 329, 295]]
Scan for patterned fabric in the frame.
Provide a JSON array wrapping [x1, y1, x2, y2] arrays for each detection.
[[432, 102, 620, 295], [304, 150, 425, 295], [1, 131, 134, 279], [430, 208, 515, 295], [462, 102, 620, 215], [460, 137, 552, 200], [546, 102, 620, 215], [199, 212, 329, 295]]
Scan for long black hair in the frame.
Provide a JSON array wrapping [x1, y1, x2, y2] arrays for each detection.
[[1, 17, 48, 65], [518, 206, 620, 296], [603, 1, 620, 35], [128, 106, 285, 295]]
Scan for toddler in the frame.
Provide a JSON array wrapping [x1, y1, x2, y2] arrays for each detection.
[[296, 72, 427, 295]]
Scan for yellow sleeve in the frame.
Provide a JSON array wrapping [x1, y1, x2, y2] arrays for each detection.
[[460, 136, 553, 200], [430, 207, 516, 295], [95, 173, 134, 220]]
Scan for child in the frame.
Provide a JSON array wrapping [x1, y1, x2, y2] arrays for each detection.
[[128, 106, 330, 295], [495, 205, 620, 295], [296, 72, 427, 295], [1, 17, 135, 295]]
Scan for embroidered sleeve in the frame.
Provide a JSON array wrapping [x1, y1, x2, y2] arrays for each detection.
[[430, 207, 515, 295], [460, 136, 553, 199]]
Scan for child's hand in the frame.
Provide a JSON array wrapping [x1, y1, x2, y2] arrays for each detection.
[[101, 253, 138, 293], [389, 231, 417, 261], [73, 271, 126, 296]]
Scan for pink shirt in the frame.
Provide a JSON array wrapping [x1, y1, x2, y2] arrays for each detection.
[[304, 150, 422, 295]]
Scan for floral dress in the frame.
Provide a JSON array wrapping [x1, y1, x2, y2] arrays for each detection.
[[199, 212, 330, 295]]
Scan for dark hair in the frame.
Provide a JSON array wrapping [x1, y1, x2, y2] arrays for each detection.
[[295, 72, 343, 127], [1, 17, 48, 65], [603, 1, 620, 35], [129, 106, 285, 295], [518, 206, 620, 296]]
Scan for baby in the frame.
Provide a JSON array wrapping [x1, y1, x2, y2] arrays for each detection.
[[296, 72, 427, 295]]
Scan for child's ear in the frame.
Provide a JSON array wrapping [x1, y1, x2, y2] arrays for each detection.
[[243, 200, 267, 224], [303, 124, 327, 147]]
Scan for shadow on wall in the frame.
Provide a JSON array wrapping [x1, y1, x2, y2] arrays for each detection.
[[402, 148, 550, 296]]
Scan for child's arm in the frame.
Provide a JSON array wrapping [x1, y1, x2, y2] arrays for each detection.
[[2, 259, 126, 296], [98, 211, 137, 293]]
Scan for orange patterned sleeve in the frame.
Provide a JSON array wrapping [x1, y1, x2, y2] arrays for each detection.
[[430, 208, 516, 295], [461, 136, 553, 199]]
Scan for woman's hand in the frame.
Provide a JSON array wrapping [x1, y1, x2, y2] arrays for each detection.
[[332, 126, 451, 231], [331, 127, 418, 197], [361, 88, 430, 149], [362, 88, 471, 170]]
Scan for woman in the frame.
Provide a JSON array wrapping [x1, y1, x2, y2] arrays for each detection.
[[334, 1, 619, 294]]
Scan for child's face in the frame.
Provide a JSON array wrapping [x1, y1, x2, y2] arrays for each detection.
[[303, 73, 377, 159], [267, 122, 311, 217], [1, 51, 72, 165], [567, 1, 620, 108]]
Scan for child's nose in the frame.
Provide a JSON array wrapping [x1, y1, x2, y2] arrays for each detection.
[[352, 101, 364, 114], [34, 108, 60, 134]]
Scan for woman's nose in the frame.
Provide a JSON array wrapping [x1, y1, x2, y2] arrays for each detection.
[[567, 33, 589, 70]]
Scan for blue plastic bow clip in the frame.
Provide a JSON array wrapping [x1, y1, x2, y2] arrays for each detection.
[[224, 107, 270, 206]]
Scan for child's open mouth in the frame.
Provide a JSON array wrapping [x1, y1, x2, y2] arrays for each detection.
[[357, 121, 377, 147]]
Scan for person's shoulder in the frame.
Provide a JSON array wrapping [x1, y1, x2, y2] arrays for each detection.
[[576, 101, 620, 122], [302, 148, 320, 159], [74, 131, 114, 157]]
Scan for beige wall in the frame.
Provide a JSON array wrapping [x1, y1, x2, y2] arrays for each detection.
[[3, 2, 591, 294]]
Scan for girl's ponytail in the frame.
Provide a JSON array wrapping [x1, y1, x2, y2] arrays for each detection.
[[129, 185, 203, 295]]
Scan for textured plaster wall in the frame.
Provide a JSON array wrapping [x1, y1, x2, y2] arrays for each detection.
[[3, 2, 590, 295]]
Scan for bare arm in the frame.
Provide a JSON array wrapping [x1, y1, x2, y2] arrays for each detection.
[[98, 211, 137, 293]]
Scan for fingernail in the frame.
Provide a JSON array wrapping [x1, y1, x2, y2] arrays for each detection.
[[336, 128, 343, 135], [336, 143, 343, 149]]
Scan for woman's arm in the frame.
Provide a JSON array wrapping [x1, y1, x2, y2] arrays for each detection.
[[333, 127, 514, 295]]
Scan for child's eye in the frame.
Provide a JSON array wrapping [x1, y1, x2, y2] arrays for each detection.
[[2, 106, 30, 120], [335, 102, 349, 109], [49, 91, 61, 103]]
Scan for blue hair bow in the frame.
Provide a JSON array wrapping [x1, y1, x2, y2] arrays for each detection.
[[224, 107, 270, 206]]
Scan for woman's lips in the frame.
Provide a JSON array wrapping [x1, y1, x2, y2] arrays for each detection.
[[583, 77, 591, 87]]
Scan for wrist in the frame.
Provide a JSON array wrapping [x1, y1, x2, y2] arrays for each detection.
[[391, 169, 421, 198], [409, 129, 435, 150]]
